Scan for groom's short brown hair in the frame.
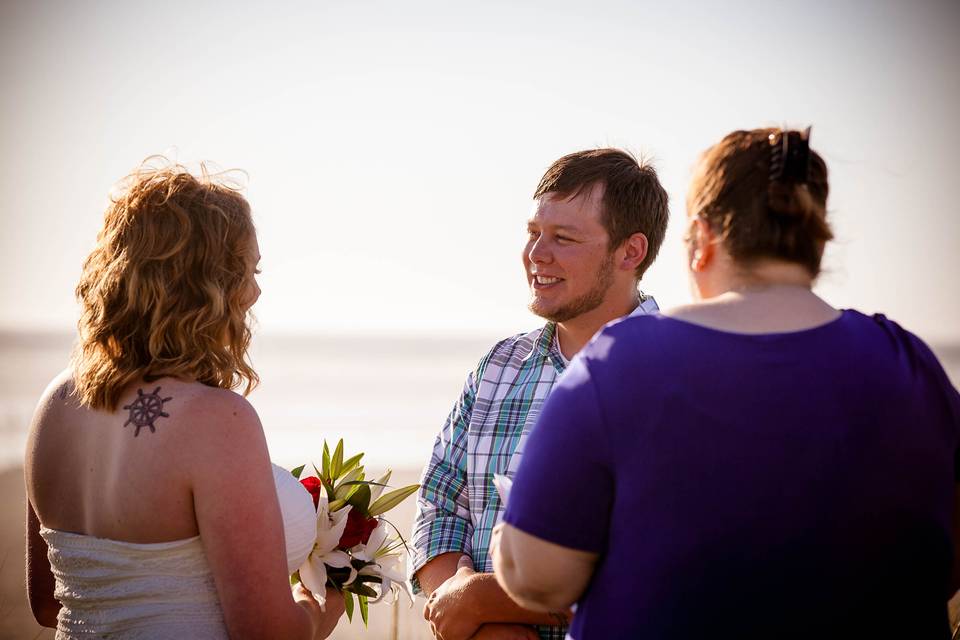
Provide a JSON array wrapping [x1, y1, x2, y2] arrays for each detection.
[[534, 149, 669, 278]]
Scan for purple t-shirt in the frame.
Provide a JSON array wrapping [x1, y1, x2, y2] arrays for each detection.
[[505, 310, 960, 639]]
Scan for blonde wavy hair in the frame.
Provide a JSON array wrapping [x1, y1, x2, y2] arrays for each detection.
[[72, 158, 259, 410]]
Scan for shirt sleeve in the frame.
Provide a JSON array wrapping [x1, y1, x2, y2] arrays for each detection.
[[408, 371, 476, 593], [904, 329, 960, 481], [943, 370, 960, 482], [874, 315, 960, 481], [503, 354, 613, 553], [933, 359, 960, 482]]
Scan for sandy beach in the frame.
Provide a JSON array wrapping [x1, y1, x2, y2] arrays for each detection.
[[0, 465, 435, 640]]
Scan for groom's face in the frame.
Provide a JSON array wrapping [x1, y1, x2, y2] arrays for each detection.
[[523, 184, 617, 323]]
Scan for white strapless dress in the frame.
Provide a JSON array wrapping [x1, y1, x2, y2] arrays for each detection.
[[40, 463, 316, 639]]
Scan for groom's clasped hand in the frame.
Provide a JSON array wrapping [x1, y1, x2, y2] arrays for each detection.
[[422, 558, 535, 640]]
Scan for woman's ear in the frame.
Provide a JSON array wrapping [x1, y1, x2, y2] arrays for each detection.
[[688, 218, 715, 272]]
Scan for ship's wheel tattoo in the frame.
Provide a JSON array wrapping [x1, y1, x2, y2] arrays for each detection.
[[122, 387, 173, 437]]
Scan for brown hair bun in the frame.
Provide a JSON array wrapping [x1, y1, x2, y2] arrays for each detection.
[[688, 128, 832, 276]]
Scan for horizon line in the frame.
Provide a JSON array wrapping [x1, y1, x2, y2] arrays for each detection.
[[2, 326, 959, 354]]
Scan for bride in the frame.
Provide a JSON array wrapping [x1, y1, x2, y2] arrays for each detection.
[[25, 160, 345, 639]]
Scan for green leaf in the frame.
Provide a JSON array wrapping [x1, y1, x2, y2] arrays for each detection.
[[334, 483, 356, 501], [339, 452, 364, 477], [346, 483, 372, 514], [328, 498, 347, 511], [321, 441, 331, 479], [348, 583, 378, 598], [331, 439, 344, 479], [342, 484, 362, 504], [358, 594, 369, 627], [369, 470, 392, 501], [335, 467, 364, 491], [290, 570, 300, 585], [290, 464, 305, 479], [338, 480, 378, 503], [368, 483, 420, 516], [343, 589, 354, 622], [337, 480, 381, 488]]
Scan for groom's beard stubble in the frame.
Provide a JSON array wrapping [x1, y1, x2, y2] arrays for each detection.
[[528, 251, 615, 324]]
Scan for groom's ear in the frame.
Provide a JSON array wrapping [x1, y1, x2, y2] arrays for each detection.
[[617, 232, 648, 274]]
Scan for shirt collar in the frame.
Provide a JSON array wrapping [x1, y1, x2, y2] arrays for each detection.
[[520, 293, 659, 366], [520, 321, 562, 367], [634, 292, 659, 316]]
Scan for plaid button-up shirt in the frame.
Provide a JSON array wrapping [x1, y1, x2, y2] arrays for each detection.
[[410, 296, 659, 640]]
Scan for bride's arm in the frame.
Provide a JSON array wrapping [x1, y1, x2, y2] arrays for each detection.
[[186, 390, 343, 639], [25, 500, 60, 627]]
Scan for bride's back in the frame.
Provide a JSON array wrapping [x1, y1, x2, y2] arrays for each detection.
[[24, 160, 260, 545], [26, 374, 239, 543], [25, 371, 271, 639], [25, 158, 341, 639]]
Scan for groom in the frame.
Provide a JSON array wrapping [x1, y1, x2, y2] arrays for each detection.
[[410, 148, 669, 640]]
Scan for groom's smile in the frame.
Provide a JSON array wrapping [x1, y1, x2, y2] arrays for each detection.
[[531, 272, 564, 289]]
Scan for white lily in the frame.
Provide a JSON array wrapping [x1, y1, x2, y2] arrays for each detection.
[[361, 550, 413, 605], [350, 521, 413, 605], [351, 520, 390, 563], [297, 494, 356, 607]]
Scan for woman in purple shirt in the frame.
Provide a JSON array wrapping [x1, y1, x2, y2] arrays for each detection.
[[493, 128, 960, 638]]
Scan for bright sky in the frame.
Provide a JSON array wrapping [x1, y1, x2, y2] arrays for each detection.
[[2, 0, 958, 342]]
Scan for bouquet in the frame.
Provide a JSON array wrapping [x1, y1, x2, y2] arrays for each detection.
[[290, 439, 419, 625]]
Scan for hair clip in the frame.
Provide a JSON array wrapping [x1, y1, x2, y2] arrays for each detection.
[[769, 126, 811, 183]]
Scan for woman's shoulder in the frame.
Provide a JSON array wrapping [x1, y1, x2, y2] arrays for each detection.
[[847, 310, 955, 380], [166, 380, 257, 415], [138, 381, 269, 473], [596, 312, 693, 348], [158, 381, 263, 438], [579, 313, 683, 372], [29, 369, 79, 440], [35, 368, 76, 408], [38, 377, 267, 455], [36, 371, 254, 412], [847, 309, 929, 347]]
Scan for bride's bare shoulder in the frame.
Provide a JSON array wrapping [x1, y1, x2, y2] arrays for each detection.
[[167, 384, 265, 448], [37, 368, 75, 404], [34, 374, 263, 447], [163, 385, 270, 473], [159, 382, 262, 430], [29, 370, 79, 431]]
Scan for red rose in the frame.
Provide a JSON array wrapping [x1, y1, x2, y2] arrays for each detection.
[[339, 509, 379, 548], [300, 476, 324, 509]]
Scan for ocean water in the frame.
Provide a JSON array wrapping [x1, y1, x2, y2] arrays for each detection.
[[0, 331, 499, 472], [3, 331, 959, 472]]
